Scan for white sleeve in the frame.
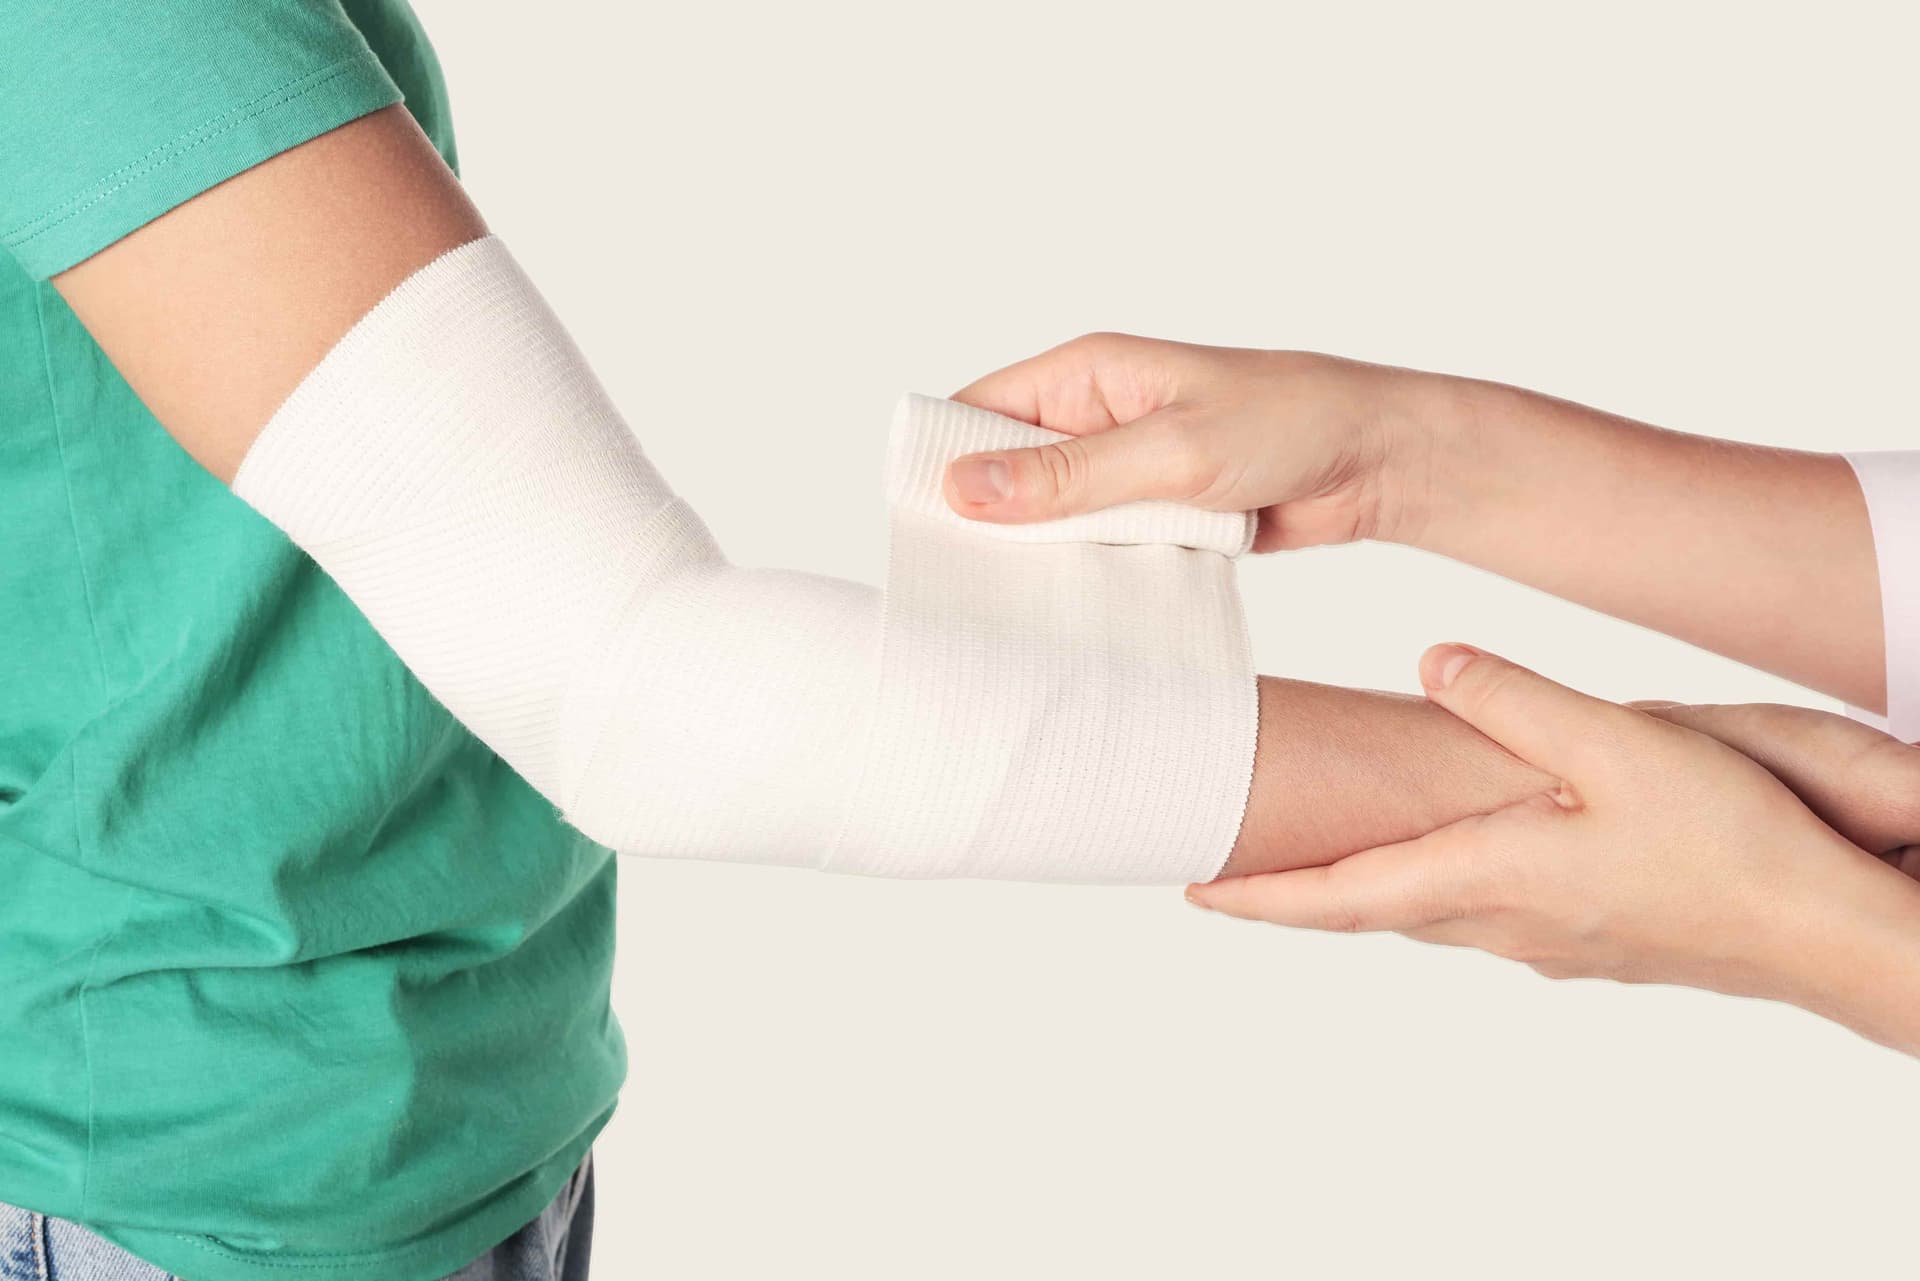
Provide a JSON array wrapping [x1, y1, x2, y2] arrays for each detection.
[[232, 235, 1258, 884], [1844, 451, 1920, 742]]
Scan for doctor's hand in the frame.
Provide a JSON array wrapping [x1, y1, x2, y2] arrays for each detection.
[[1628, 700, 1920, 876], [1187, 645, 1920, 1056], [942, 333, 1429, 552]]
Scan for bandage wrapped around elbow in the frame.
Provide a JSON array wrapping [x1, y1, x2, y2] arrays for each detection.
[[233, 236, 1258, 883]]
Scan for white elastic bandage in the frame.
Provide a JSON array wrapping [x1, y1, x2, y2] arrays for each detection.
[[234, 236, 1258, 884]]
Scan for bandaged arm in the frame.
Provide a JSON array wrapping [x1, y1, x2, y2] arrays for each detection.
[[53, 106, 1552, 881], [220, 232, 1259, 881]]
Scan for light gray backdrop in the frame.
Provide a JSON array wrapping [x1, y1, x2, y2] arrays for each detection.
[[414, 3, 1920, 1276]]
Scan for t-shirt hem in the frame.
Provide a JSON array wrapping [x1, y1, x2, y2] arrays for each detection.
[[79, 1109, 609, 1281], [2, 53, 402, 281]]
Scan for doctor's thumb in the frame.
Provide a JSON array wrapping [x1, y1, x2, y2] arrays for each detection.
[[943, 411, 1193, 524]]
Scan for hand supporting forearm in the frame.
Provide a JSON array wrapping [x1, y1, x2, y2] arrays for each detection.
[[1384, 374, 1883, 710], [1218, 675, 1557, 878], [1195, 647, 1920, 1058], [1627, 699, 1920, 1054]]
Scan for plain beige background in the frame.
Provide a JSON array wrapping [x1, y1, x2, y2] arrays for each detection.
[[413, 2, 1917, 1277]]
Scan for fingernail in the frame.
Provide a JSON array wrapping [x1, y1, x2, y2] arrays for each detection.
[[1421, 643, 1480, 691], [951, 456, 1011, 504], [1184, 886, 1214, 910]]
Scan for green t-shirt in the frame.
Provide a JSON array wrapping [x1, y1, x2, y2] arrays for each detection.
[[0, 6, 625, 1279]]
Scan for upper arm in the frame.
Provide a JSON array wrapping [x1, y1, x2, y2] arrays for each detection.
[[1, 2, 485, 481], [53, 106, 485, 480]]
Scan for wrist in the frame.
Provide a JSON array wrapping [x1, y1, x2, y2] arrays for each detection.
[[1363, 367, 1512, 551], [1764, 852, 1920, 1056]]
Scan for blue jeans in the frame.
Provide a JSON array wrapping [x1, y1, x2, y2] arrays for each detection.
[[0, 1152, 594, 1281]]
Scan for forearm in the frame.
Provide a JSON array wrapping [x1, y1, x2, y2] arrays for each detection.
[[1383, 374, 1883, 710], [1219, 675, 1556, 878], [1771, 852, 1920, 1057]]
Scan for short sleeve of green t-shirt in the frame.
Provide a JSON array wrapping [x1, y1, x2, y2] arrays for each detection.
[[0, 1, 406, 281]]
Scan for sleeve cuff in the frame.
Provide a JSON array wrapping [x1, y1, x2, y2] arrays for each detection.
[[3, 53, 401, 280], [1844, 451, 1920, 742]]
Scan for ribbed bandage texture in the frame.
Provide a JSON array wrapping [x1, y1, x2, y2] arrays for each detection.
[[234, 236, 1258, 883]]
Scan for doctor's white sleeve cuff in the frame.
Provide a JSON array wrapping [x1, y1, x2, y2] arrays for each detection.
[[1844, 451, 1920, 742], [231, 235, 1258, 884]]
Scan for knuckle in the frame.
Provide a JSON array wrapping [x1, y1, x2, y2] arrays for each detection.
[[1580, 722, 1644, 778], [1457, 660, 1526, 720], [1032, 439, 1088, 503], [1066, 330, 1132, 360], [1318, 892, 1369, 935], [1483, 923, 1539, 964], [1596, 952, 1647, 984], [1325, 906, 1368, 934], [1624, 699, 1684, 713], [1489, 938, 1533, 964], [1156, 419, 1217, 500], [1894, 798, 1920, 846], [1866, 796, 1920, 848], [1868, 743, 1920, 828], [1448, 851, 1509, 916]]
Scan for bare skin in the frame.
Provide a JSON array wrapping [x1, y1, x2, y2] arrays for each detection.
[[1196, 648, 1920, 1058], [56, 107, 486, 482], [49, 106, 1553, 880], [1219, 676, 1549, 876]]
